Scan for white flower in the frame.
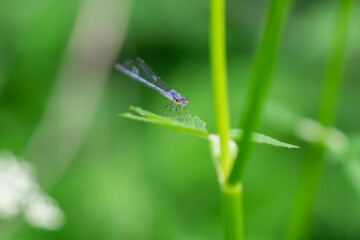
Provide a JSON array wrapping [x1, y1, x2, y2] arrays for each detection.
[[0, 151, 65, 230]]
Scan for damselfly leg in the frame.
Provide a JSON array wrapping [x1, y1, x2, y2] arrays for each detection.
[[169, 104, 176, 118], [179, 106, 185, 115], [163, 103, 173, 117], [164, 103, 191, 118], [184, 106, 191, 116], [176, 105, 185, 117]]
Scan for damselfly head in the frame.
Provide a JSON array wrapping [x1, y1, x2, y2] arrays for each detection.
[[180, 97, 189, 106], [175, 98, 189, 106]]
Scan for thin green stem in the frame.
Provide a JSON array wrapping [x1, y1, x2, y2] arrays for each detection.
[[227, 0, 292, 185], [209, 0, 231, 173], [286, 0, 354, 239], [209, 0, 242, 239]]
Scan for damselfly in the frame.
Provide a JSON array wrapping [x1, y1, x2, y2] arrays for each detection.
[[115, 58, 191, 117]]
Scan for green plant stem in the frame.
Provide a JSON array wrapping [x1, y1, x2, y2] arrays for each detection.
[[209, 0, 231, 172], [220, 184, 244, 240], [286, 0, 354, 239], [227, 0, 292, 185], [209, 0, 241, 239]]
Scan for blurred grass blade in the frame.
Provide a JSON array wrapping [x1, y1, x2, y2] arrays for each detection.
[[230, 129, 299, 149], [286, 0, 355, 239], [342, 135, 360, 197], [227, 0, 293, 186], [120, 106, 208, 138]]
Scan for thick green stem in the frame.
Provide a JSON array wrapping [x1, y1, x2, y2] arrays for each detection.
[[285, 0, 354, 239], [220, 184, 244, 240], [227, 0, 292, 185]]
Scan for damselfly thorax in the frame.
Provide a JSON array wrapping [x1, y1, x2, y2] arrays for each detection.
[[163, 90, 190, 117]]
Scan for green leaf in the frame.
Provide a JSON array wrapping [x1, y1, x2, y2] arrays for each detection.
[[120, 106, 208, 138], [120, 107, 299, 149], [230, 129, 300, 149]]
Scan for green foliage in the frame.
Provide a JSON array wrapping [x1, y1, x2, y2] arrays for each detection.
[[230, 129, 299, 149], [121, 105, 298, 240], [120, 106, 298, 149], [120, 106, 208, 138], [1, 0, 359, 239]]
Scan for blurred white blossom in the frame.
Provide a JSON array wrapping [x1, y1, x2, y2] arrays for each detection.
[[0, 151, 65, 230], [295, 118, 349, 154]]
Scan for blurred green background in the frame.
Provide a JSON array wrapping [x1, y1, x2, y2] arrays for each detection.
[[0, 0, 359, 239]]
